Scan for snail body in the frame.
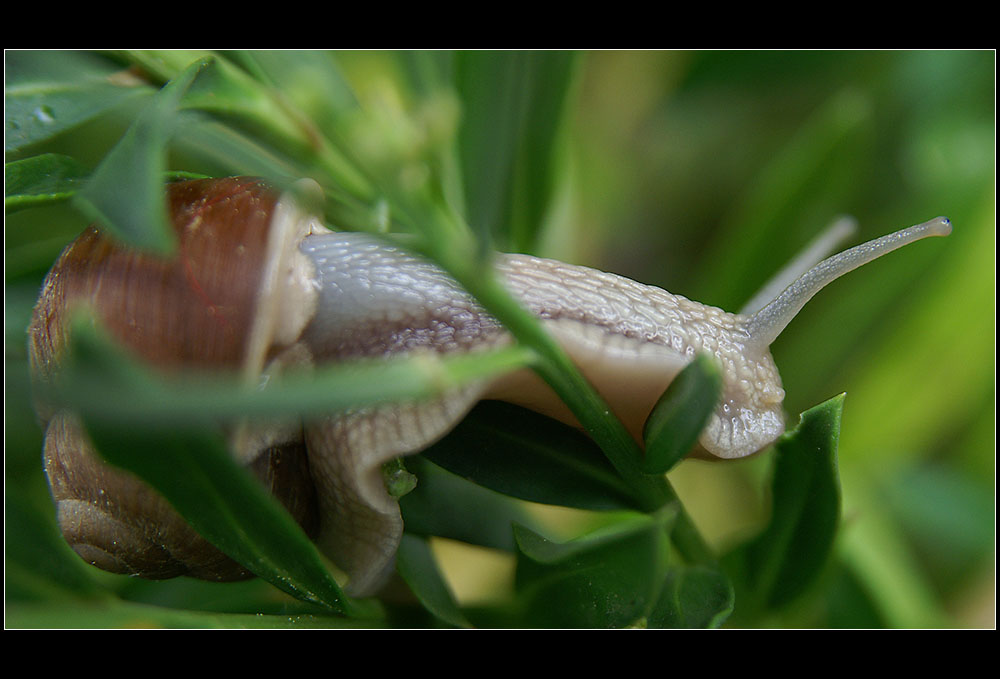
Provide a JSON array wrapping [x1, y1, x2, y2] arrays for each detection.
[[28, 177, 952, 595]]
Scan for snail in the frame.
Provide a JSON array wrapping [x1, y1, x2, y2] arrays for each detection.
[[28, 176, 952, 595]]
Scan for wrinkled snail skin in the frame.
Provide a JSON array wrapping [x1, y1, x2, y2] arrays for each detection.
[[28, 177, 952, 596], [299, 232, 787, 459], [294, 234, 781, 592]]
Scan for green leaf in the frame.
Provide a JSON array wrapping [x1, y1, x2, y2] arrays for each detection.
[[513, 510, 674, 628], [5, 154, 90, 212], [642, 354, 723, 474], [421, 401, 639, 512], [824, 561, 887, 629], [72, 58, 210, 254], [504, 52, 576, 253], [648, 565, 734, 629], [4, 155, 210, 215], [47, 318, 531, 617], [57, 322, 372, 618], [171, 114, 303, 182], [50, 319, 532, 427], [175, 56, 313, 152], [727, 394, 844, 612], [5, 51, 151, 152], [228, 50, 359, 117], [4, 487, 108, 603], [80, 418, 368, 616], [430, 274, 712, 565], [396, 534, 471, 628], [454, 51, 577, 252], [400, 456, 539, 552], [125, 49, 331, 146], [130, 51, 372, 201]]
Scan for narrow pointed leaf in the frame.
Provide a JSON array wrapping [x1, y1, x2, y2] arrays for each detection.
[[5, 488, 107, 602], [229, 50, 359, 116], [396, 534, 471, 628], [513, 510, 674, 628], [80, 419, 363, 615], [73, 58, 210, 254], [728, 394, 844, 611], [5, 51, 151, 152], [421, 400, 639, 511], [59, 323, 370, 617], [642, 353, 723, 474], [5, 154, 89, 211], [400, 456, 538, 552], [455, 51, 577, 251], [48, 315, 532, 427], [4, 155, 207, 214], [648, 565, 734, 628]]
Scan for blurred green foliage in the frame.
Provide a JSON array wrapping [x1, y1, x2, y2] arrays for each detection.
[[5, 50, 994, 628]]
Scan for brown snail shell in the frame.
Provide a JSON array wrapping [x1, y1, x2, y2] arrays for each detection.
[[29, 177, 322, 582]]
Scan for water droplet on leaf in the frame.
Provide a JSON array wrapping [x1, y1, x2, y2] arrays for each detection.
[[33, 105, 56, 124]]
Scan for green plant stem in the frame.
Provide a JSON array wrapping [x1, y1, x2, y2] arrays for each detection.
[[440, 251, 715, 566], [253, 61, 718, 565]]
